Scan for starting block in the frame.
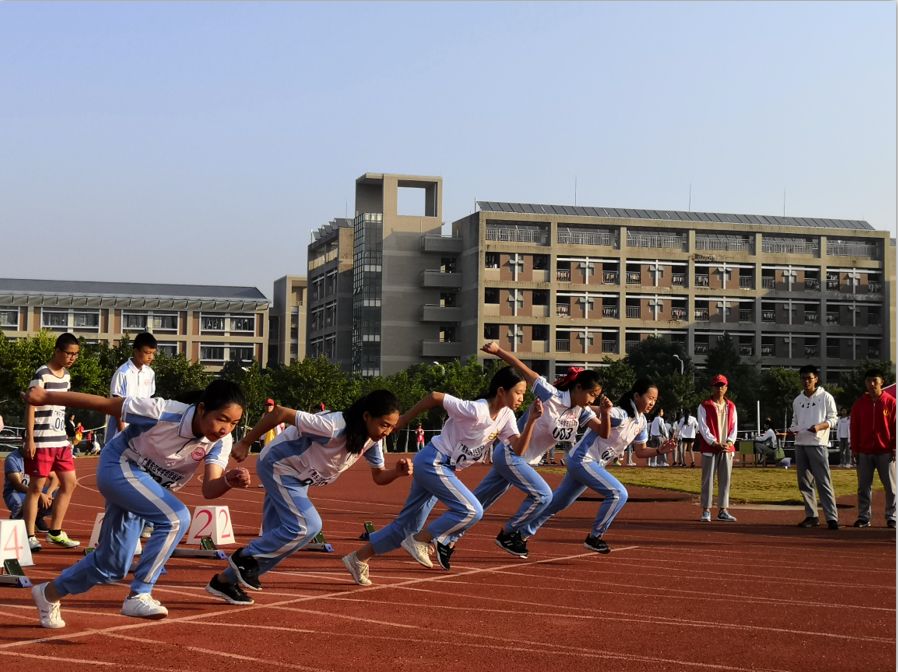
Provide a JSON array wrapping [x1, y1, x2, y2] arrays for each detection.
[[359, 521, 376, 540], [85, 513, 142, 556], [0, 519, 34, 571], [171, 536, 227, 560], [305, 531, 334, 553], [185, 506, 234, 546], [0, 559, 31, 588]]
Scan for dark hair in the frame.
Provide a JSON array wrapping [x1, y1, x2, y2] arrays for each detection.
[[679, 408, 692, 422], [343, 389, 400, 455], [553, 368, 602, 393], [764, 417, 774, 429], [798, 365, 819, 377], [615, 377, 658, 418], [197, 379, 246, 413], [55, 333, 79, 350], [481, 366, 525, 400], [864, 368, 885, 380], [134, 332, 158, 350]]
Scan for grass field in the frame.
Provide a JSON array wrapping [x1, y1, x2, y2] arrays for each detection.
[[541, 464, 880, 505]]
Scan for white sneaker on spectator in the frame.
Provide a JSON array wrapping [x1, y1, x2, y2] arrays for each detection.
[[121, 593, 168, 619], [401, 534, 434, 568]]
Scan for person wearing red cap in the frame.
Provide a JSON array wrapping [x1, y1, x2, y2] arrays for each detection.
[[696, 374, 738, 522]]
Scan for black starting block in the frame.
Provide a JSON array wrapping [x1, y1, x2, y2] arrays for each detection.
[[171, 536, 227, 559], [0, 559, 32, 588], [305, 531, 334, 553], [359, 521, 376, 540]]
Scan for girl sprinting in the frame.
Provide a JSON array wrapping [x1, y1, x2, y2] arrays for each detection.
[[208, 390, 413, 604], [526, 378, 676, 554], [444, 342, 605, 559], [342, 366, 540, 584], [25, 380, 251, 628]]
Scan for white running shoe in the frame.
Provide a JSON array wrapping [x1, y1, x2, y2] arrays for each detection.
[[28, 535, 42, 552], [121, 593, 168, 619], [140, 524, 154, 539], [32, 583, 65, 629], [342, 552, 373, 586], [46, 530, 80, 548], [700, 510, 712, 523], [401, 534, 434, 568]]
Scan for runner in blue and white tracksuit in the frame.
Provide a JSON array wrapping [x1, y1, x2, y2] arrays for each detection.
[[210, 390, 412, 603], [444, 342, 606, 558], [25, 380, 250, 628], [527, 377, 676, 554], [342, 366, 539, 584]]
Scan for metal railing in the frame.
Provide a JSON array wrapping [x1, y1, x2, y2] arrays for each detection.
[[602, 306, 619, 318], [739, 276, 754, 289], [695, 236, 753, 253], [556, 269, 572, 282], [739, 309, 753, 322], [695, 275, 710, 287], [626, 272, 641, 284], [626, 306, 641, 319], [827, 240, 879, 259], [761, 277, 776, 289], [603, 271, 619, 284], [672, 273, 687, 286], [486, 225, 549, 245], [558, 228, 615, 246], [694, 309, 710, 321], [555, 339, 571, 351]]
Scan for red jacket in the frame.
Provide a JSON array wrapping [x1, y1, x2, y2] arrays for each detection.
[[849, 393, 896, 455]]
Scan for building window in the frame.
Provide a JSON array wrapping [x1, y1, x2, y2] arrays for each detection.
[[484, 324, 500, 340], [156, 342, 178, 356], [532, 290, 549, 306], [200, 345, 225, 363], [484, 288, 500, 304], [0, 308, 17, 328], [231, 316, 254, 333], [533, 255, 549, 270], [123, 313, 148, 331], [532, 324, 548, 341], [41, 310, 69, 330], [201, 314, 226, 333], [229, 345, 255, 362], [485, 252, 500, 269], [73, 311, 100, 331], [149, 313, 178, 332]]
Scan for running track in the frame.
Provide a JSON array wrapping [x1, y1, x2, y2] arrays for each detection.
[[1, 455, 894, 671]]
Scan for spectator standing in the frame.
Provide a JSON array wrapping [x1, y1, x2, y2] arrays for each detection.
[[790, 365, 840, 530], [849, 369, 896, 529], [648, 408, 669, 467], [696, 374, 738, 522], [836, 409, 852, 468], [105, 332, 157, 446], [676, 408, 699, 468], [22, 332, 81, 551], [415, 423, 426, 452]]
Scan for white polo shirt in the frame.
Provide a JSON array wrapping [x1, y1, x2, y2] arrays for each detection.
[[431, 395, 520, 470], [259, 411, 384, 487], [518, 377, 595, 465], [106, 397, 232, 491], [570, 404, 648, 467], [105, 359, 156, 443]]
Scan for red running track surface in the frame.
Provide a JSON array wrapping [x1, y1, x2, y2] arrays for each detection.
[[0, 455, 894, 672]]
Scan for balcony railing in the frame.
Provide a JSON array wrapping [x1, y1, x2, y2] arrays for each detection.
[[804, 346, 818, 357], [826, 278, 840, 290], [739, 345, 753, 356], [761, 277, 776, 289], [672, 273, 686, 286], [556, 269, 572, 282], [626, 306, 641, 319], [694, 309, 709, 321], [625, 340, 641, 354], [695, 275, 710, 287], [762, 310, 775, 322], [804, 312, 818, 324], [602, 341, 618, 353], [739, 276, 754, 289], [761, 346, 773, 356], [827, 239, 880, 259], [868, 348, 881, 359], [555, 339, 571, 352], [603, 271, 619, 284], [486, 225, 549, 245], [626, 272, 641, 285], [558, 229, 615, 246], [694, 343, 709, 354], [827, 347, 841, 359], [826, 313, 839, 325], [602, 306, 619, 318], [739, 309, 753, 322], [804, 278, 820, 290], [671, 308, 686, 320], [556, 304, 570, 317], [868, 281, 882, 293]]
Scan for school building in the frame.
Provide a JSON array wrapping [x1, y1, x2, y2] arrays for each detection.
[[305, 172, 895, 382], [0, 278, 270, 371]]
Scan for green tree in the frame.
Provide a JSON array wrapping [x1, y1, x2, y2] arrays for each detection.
[[598, 356, 636, 402], [834, 359, 896, 410], [758, 367, 801, 429], [703, 333, 760, 427], [152, 352, 211, 401], [621, 337, 698, 416]]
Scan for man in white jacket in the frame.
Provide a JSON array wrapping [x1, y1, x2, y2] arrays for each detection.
[[790, 365, 839, 530]]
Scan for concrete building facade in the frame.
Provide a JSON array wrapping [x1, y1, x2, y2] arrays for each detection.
[[0, 278, 270, 371], [269, 275, 308, 366]]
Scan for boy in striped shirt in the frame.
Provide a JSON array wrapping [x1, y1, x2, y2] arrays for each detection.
[[23, 333, 81, 551]]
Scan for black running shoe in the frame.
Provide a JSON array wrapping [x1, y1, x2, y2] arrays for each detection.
[[205, 574, 254, 605], [433, 540, 454, 570], [495, 529, 528, 558], [228, 548, 262, 591], [583, 535, 611, 554]]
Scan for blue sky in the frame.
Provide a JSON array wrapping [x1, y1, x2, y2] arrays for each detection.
[[1, 1, 894, 298]]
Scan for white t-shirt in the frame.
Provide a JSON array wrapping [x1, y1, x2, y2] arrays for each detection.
[[106, 397, 232, 491], [569, 404, 649, 468], [836, 417, 851, 440], [259, 411, 384, 487], [519, 377, 596, 465], [649, 416, 669, 439], [677, 416, 698, 439], [431, 395, 520, 470], [106, 359, 156, 443]]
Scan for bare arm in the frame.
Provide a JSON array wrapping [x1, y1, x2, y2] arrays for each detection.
[[201, 462, 251, 499], [232, 405, 297, 462], [396, 392, 446, 432], [507, 399, 544, 456], [481, 342, 539, 386], [24, 388, 124, 419], [24, 403, 36, 459], [371, 457, 414, 485]]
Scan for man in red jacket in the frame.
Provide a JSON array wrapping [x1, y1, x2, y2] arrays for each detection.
[[849, 368, 896, 529]]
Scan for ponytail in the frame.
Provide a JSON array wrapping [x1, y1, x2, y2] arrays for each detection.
[[614, 377, 657, 418], [553, 368, 602, 393], [479, 366, 525, 400], [342, 389, 400, 454]]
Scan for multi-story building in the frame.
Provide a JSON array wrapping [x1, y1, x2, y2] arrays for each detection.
[[307, 174, 451, 376], [306, 218, 354, 370], [307, 173, 894, 383], [451, 202, 894, 381], [0, 278, 269, 371], [269, 275, 307, 366]]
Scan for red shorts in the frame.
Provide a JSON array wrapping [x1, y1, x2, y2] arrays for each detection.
[[24, 446, 76, 478]]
